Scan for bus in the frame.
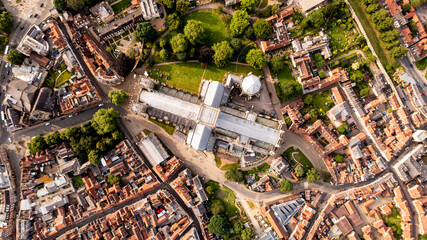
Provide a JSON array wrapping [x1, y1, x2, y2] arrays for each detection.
[[4, 45, 9, 55]]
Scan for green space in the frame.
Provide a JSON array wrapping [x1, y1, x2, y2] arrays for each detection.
[[276, 66, 294, 85], [246, 163, 270, 175], [283, 147, 313, 170], [111, 0, 131, 13], [416, 58, 427, 70], [184, 10, 229, 47], [215, 155, 222, 168], [420, 235, 427, 240], [348, 0, 393, 67], [206, 181, 240, 218], [382, 206, 402, 239], [148, 62, 262, 94], [43, 63, 73, 89], [355, 81, 370, 97], [148, 118, 175, 135], [247, 201, 255, 208], [221, 163, 240, 170], [311, 91, 333, 111], [55, 70, 73, 88], [328, 27, 349, 51], [71, 175, 84, 188]]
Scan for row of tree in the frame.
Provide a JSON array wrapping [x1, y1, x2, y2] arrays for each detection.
[[27, 108, 123, 167]]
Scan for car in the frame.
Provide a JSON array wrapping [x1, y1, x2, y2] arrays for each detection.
[[40, 3, 44, 7], [6, 71, 9, 76], [60, 117, 66, 120], [28, 14, 33, 18], [8, 138, 12, 143], [423, 92, 426, 96], [45, 122, 50, 126], [20, 26, 24, 30], [73, 112, 79, 116], [99, 103, 104, 107], [68, 115, 73, 118], [269, 92, 272, 98], [410, 64, 414, 68], [34, 14, 38, 18]]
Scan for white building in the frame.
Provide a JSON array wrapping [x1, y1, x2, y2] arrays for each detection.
[[140, 0, 160, 20], [17, 25, 49, 56]]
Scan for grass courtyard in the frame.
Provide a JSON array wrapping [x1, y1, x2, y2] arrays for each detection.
[[348, 0, 393, 67], [327, 27, 349, 52], [311, 91, 334, 112], [206, 181, 241, 218], [111, 0, 131, 13], [183, 10, 229, 47], [148, 118, 175, 135], [148, 62, 262, 94], [283, 147, 313, 171], [382, 206, 402, 239]]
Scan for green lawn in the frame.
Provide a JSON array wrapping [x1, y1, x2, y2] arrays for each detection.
[[382, 206, 402, 239], [348, 0, 392, 67], [184, 10, 229, 47], [221, 163, 240, 170], [111, 0, 131, 13], [311, 91, 333, 111], [327, 27, 349, 51], [206, 181, 240, 218], [55, 70, 73, 88], [283, 147, 313, 170], [416, 58, 427, 70], [148, 118, 175, 135], [276, 66, 294, 85], [148, 62, 262, 94], [420, 235, 427, 240], [246, 163, 270, 174]]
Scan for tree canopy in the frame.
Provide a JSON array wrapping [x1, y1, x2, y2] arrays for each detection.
[[170, 33, 188, 53], [106, 174, 121, 186], [91, 108, 121, 135], [175, 0, 190, 15], [270, 55, 285, 74], [306, 168, 320, 182], [7, 49, 25, 65], [134, 22, 156, 42], [210, 200, 225, 215], [294, 165, 305, 178], [334, 154, 344, 163], [212, 41, 234, 67], [280, 179, 293, 193], [27, 136, 47, 154], [241, 228, 254, 240], [160, 0, 176, 9], [88, 150, 101, 166], [109, 90, 129, 106], [224, 168, 244, 182], [208, 215, 229, 237], [230, 10, 250, 37], [246, 49, 267, 69], [230, 38, 243, 51], [0, 10, 13, 34], [390, 46, 408, 59], [279, 81, 302, 101], [45, 131, 61, 146], [308, 9, 325, 28], [54, 0, 68, 11], [380, 29, 400, 42], [253, 19, 272, 39], [166, 13, 181, 31], [240, 0, 258, 12], [198, 46, 214, 63], [184, 20, 206, 45]]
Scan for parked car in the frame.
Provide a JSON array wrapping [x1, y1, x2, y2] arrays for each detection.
[[45, 122, 50, 126], [40, 3, 44, 7]]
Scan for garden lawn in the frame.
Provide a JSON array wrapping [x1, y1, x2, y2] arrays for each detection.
[[276, 66, 294, 85], [221, 163, 240, 170], [416, 58, 427, 70], [55, 71, 73, 88], [148, 62, 205, 94], [206, 181, 240, 218], [283, 147, 313, 170], [382, 206, 402, 239], [111, 0, 131, 13], [246, 163, 270, 175], [204, 64, 262, 82], [184, 10, 229, 47], [148, 118, 175, 135], [311, 91, 333, 111], [327, 27, 349, 51], [348, 0, 393, 67]]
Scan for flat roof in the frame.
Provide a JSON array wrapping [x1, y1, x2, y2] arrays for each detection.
[[140, 91, 201, 121], [298, 0, 325, 12], [215, 112, 280, 145]]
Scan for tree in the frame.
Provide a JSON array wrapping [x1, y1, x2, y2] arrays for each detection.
[[314, 53, 323, 63], [175, 51, 187, 61], [234, 221, 245, 234], [111, 130, 124, 141], [241, 228, 254, 240], [91, 108, 120, 135], [208, 215, 229, 237], [198, 46, 214, 63], [60, 127, 79, 140], [270, 55, 285, 74], [253, 19, 272, 39], [88, 150, 101, 166], [134, 22, 156, 43], [390, 46, 408, 59], [230, 10, 250, 37], [211, 200, 225, 215], [246, 49, 267, 69], [0, 10, 13, 33], [317, 60, 325, 68], [334, 154, 344, 163], [361, 0, 377, 5], [96, 137, 113, 152], [54, 0, 68, 11], [380, 29, 400, 42], [408, 20, 418, 32], [170, 33, 188, 53], [370, 9, 389, 24], [175, 0, 190, 15], [160, 49, 169, 60], [159, 38, 168, 49], [376, 17, 392, 31], [337, 125, 346, 133], [318, 70, 326, 79], [360, 88, 370, 97], [109, 90, 128, 106], [309, 108, 318, 120], [240, 0, 258, 12], [81, 121, 96, 136], [65, 0, 86, 10], [280, 179, 293, 193], [106, 174, 121, 186], [365, 3, 379, 13], [184, 20, 206, 45], [27, 136, 46, 154], [212, 41, 234, 67], [245, 26, 255, 40], [70, 136, 94, 156], [224, 168, 244, 182], [230, 38, 243, 52], [160, 0, 175, 9], [126, 47, 138, 59], [294, 165, 305, 178], [306, 168, 320, 182], [206, 185, 213, 194], [303, 94, 313, 105], [7, 49, 25, 65], [280, 81, 302, 101], [166, 13, 181, 31], [45, 131, 61, 146], [308, 9, 324, 28], [325, 1, 347, 18]]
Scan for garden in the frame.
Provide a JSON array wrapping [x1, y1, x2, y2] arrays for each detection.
[[206, 181, 241, 219], [110, 0, 131, 13], [148, 118, 175, 135], [300, 90, 334, 124], [283, 147, 313, 171], [42, 63, 74, 89], [382, 206, 403, 239]]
